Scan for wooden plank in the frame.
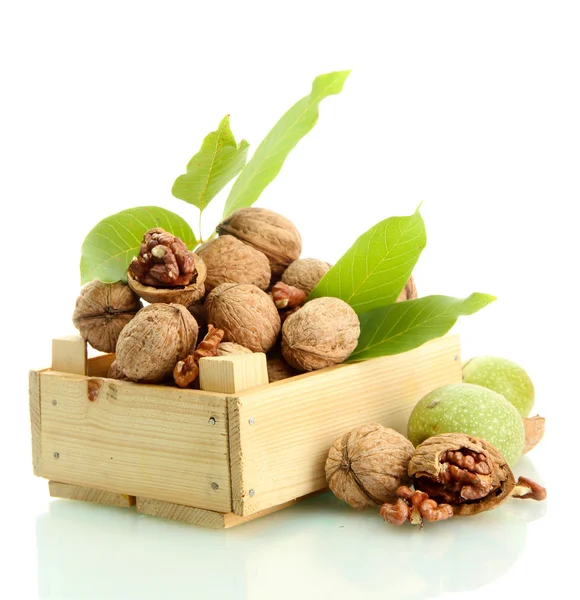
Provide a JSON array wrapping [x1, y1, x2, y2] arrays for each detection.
[[199, 354, 268, 394], [49, 481, 135, 507], [29, 370, 42, 476], [136, 496, 300, 528], [229, 335, 462, 516], [38, 373, 232, 512], [87, 353, 116, 377], [52, 336, 87, 375]]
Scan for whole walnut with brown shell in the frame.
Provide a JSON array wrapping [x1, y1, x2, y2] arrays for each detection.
[[396, 275, 418, 302], [205, 283, 281, 353], [281, 258, 332, 295], [115, 303, 198, 383], [217, 207, 302, 278], [325, 423, 415, 509], [197, 235, 271, 292], [73, 281, 142, 353], [282, 297, 360, 371]]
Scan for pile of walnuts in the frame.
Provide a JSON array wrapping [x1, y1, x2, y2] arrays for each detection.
[[72, 207, 392, 385]]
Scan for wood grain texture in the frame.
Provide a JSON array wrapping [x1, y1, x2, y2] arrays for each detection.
[[38, 373, 232, 512], [49, 481, 136, 507], [52, 336, 87, 375], [229, 336, 462, 516], [87, 353, 116, 377], [29, 370, 42, 476], [199, 353, 268, 393], [136, 496, 299, 528]]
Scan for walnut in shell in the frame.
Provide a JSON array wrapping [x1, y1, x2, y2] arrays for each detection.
[[325, 423, 415, 509], [73, 281, 142, 353], [281, 258, 332, 295], [115, 304, 198, 383], [408, 433, 515, 516], [281, 297, 360, 371], [396, 275, 418, 302], [196, 235, 271, 292], [205, 283, 281, 353], [216, 207, 302, 277], [216, 342, 253, 356]]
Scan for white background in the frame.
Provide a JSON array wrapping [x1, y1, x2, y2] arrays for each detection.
[[1, 1, 579, 598]]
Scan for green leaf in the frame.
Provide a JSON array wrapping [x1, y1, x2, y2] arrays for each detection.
[[80, 206, 196, 284], [309, 209, 426, 312], [172, 115, 249, 211], [222, 70, 350, 217], [348, 293, 496, 361]]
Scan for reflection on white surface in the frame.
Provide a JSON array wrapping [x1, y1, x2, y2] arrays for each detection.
[[36, 483, 546, 600]]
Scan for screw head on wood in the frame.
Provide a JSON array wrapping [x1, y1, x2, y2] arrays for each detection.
[[208, 417, 216, 425], [248, 418, 255, 425], [249, 489, 255, 497], [211, 482, 219, 490], [53, 452, 59, 459]]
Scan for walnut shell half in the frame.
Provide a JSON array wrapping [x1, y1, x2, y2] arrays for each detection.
[[197, 235, 271, 292], [217, 207, 302, 277], [127, 253, 207, 305], [73, 281, 142, 353], [115, 304, 198, 382], [281, 297, 360, 371], [205, 283, 281, 353], [325, 423, 415, 509], [408, 433, 516, 516]]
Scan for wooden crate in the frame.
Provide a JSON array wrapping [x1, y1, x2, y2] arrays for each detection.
[[29, 335, 462, 528]]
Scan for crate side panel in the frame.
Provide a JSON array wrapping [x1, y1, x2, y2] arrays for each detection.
[[231, 336, 461, 516], [29, 370, 42, 476], [39, 373, 232, 512]]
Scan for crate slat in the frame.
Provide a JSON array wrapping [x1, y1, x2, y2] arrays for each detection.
[[49, 481, 136, 507], [38, 374, 232, 512], [136, 496, 299, 528], [229, 335, 462, 516]]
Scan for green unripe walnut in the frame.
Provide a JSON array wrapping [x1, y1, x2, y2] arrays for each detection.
[[462, 356, 535, 417], [407, 383, 525, 465]]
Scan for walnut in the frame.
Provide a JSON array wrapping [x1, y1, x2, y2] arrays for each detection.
[[267, 355, 299, 382], [380, 486, 453, 527], [216, 342, 253, 356], [408, 433, 515, 516], [281, 297, 360, 371], [205, 283, 281, 353], [115, 304, 198, 382], [72, 281, 142, 352], [217, 207, 302, 277], [281, 258, 332, 295], [106, 360, 128, 380], [173, 325, 224, 388], [127, 228, 206, 305], [271, 281, 307, 309], [396, 275, 418, 302], [325, 423, 415, 509], [196, 235, 271, 292]]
